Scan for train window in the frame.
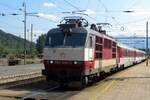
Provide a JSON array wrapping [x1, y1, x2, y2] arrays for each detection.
[[104, 39, 107, 48], [96, 44, 102, 51], [99, 45, 102, 51], [104, 39, 111, 48], [108, 40, 111, 48], [95, 52, 102, 59], [112, 54, 116, 58], [64, 33, 87, 47], [95, 44, 99, 50], [49, 37, 51, 45], [122, 49, 126, 57], [100, 38, 103, 44], [112, 42, 116, 47], [96, 36, 103, 44], [112, 48, 116, 52], [89, 36, 93, 48], [96, 36, 99, 43]]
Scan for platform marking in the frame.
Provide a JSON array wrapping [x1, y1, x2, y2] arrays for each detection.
[[90, 68, 132, 100], [93, 62, 145, 100]]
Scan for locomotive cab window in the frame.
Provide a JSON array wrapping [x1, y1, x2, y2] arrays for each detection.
[[45, 31, 87, 47], [87, 36, 93, 48], [49, 37, 51, 45]]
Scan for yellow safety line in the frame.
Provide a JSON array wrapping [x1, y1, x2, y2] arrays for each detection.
[[90, 69, 131, 100], [90, 62, 144, 100]]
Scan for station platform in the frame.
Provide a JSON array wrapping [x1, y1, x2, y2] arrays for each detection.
[[0, 64, 43, 77], [69, 60, 150, 100], [0, 61, 149, 100]]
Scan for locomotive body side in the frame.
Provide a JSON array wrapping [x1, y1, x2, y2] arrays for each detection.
[[89, 29, 117, 73]]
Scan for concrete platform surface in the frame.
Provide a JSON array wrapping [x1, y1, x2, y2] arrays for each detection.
[[69, 61, 150, 100], [0, 64, 43, 77], [0, 61, 149, 100]]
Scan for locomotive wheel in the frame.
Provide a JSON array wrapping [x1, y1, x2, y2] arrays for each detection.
[[46, 76, 50, 82], [82, 76, 88, 86], [100, 71, 106, 79], [59, 81, 68, 88], [67, 77, 89, 89]]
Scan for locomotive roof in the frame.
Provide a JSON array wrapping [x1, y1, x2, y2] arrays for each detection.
[[48, 27, 116, 42], [48, 27, 88, 34], [86, 28, 116, 42], [49, 27, 116, 41]]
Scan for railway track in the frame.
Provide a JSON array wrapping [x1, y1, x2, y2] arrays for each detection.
[[0, 62, 147, 100], [0, 71, 45, 89], [17, 62, 146, 100], [0, 83, 61, 100], [0, 77, 83, 100]]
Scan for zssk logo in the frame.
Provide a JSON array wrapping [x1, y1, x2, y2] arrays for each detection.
[[60, 53, 66, 59]]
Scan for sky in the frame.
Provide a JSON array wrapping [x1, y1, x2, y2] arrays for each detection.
[[0, 0, 150, 42]]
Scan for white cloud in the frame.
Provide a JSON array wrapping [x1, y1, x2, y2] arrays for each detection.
[[129, 10, 150, 16], [33, 30, 46, 34], [0, 27, 5, 31], [106, 24, 147, 37], [124, 6, 150, 16], [36, 13, 59, 22], [43, 2, 56, 8], [84, 9, 96, 15], [125, 25, 146, 36]]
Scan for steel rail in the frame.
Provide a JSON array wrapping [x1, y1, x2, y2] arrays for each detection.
[[0, 71, 45, 89]]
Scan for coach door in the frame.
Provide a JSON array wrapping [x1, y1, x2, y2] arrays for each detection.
[[88, 35, 95, 60]]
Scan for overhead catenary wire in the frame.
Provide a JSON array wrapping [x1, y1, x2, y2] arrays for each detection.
[[0, 2, 22, 12], [126, 0, 141, 10], [0, 1, 58, 22], [62, 0, 99, 22], [118, 17, 150, 25], [97, 0, 108, 12], [0, 12, 23, 23], [0, 1, 55, 44], [51, 0, 66, 12], [0, 2, 24, 23], [97, 0, 121, 25], [63, 0, 79, 10], [97, 0, 141, 37], [84, 0, 90, 10]]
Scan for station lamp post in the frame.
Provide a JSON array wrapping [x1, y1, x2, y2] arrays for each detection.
[[21, 1, 39, 64], [146, 21, 149, 66]]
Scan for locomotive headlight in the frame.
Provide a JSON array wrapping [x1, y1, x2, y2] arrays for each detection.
[[50, 60, 54, 64], [74, 61, 78, 64], [74, 61, 82, 64]]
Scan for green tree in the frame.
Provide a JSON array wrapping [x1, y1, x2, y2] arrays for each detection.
[[0, 29, 36, 57], [36, 34, 46, 54]]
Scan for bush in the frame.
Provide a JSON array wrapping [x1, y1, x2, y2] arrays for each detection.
[[8, 59, 21, 66]]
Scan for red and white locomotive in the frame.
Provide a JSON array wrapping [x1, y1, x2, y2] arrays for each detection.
[[42, 16, 146, 86]]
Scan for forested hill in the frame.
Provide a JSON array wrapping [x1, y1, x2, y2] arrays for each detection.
[[0, 29, 35, 56]]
